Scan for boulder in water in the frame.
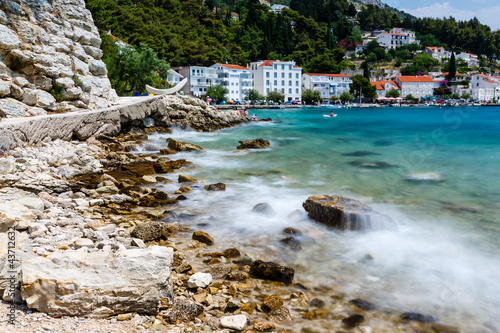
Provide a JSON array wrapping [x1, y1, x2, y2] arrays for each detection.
[[166, 138, 204, 152], [250, 260, 294, 284], [205, 183, 226, 191], [236, 138, 270, 149], [302, 195, 398, 231]]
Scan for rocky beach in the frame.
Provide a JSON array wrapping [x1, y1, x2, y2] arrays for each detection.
[[0, 111, 467, 333]]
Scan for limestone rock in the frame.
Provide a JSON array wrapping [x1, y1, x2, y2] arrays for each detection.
[[302, 195, 398, 231], [178, 174, 197, 183], [164, 299, 203, 324], [21, 246, 174, 316], [237, 138, 270, 149], [220, 314, 247, 330], [0, 98, 29, 117], [187, 272, 212, 289], [0, 24, 22, 50], [167, 138, 204, 152], [130, 221, 169, 242]]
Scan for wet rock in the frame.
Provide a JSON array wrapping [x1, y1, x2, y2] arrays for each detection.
[[130, 221, 169, 242], [164, 299, 203, 324], [302, 308, 329, 320], [430, 323, 461, 333], [349, 299, 377, 311], [175, 185, 192, 194], [209, 266, 231, 280], [252, 203, 276, 216], [159, 149, 177, 155], [205, 183, 226, 191], [192, 231, 214, 245], [153, 159, 192, 174], [21, 246, 174, 316], [268, 307, 292, 325], [260, 294, 284, 312], [283, 227, 302, 235], [250, 260, 294, 285], [237, 138, 270, 149], [309, 298, 326, 308], [342, 314, 364, 328], [280, 237, 302, 251], [167, 138, 204, 152], [220, 314, 247, 330], [178, 174, 198, 183], [211, 248, 241, 258], [400, 312, 436, 323], [107, 161, 156, 183], [302, 195, 398, 231], [136, 190, 177, 207]]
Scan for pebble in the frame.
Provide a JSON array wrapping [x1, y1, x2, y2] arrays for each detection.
[[188, 272, 213, 289]]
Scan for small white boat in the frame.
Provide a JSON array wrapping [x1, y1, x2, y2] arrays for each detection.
[[323, 114, 337, 118]]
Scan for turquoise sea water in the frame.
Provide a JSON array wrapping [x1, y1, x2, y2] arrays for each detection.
[[147, 106, 500, 331]]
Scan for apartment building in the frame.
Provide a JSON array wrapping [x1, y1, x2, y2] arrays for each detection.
[[424, 47, 450, 62], [370, 80, 400, 98], [395, 76, 440, 99], [249, 60, 302, 101], [210, 63, 251, 101], [302, 74, 352, 100], [468, 74, 500, 102], [377, 27, 418, 49], [165, 69, 185, 87], [174, 66, 217, 97]]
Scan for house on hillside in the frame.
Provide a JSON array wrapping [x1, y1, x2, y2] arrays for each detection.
[[173, 66, 217, 97], [250, 60, 302, 101], [377, 28, 418, 49], [371, 80, 400, 98], [271, 4, 289, 14], [424, 47, 450, 62], [259, 0, 271, 6], [302, 74, 352, 100], [395, 76, 440, 99], [456, 52, 479, 68], [210, 63, 252, 101], [467, 74, 500, 102]]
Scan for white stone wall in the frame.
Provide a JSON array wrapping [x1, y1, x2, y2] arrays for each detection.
[[0, 0, 117, 118]]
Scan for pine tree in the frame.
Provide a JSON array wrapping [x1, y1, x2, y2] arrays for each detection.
[[447, 51, 456, 81]]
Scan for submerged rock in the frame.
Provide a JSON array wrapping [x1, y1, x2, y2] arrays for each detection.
[[250, 260, 295, 285], [205, 183, 226, 191], [252, 202, 276, 216], [164, 299, 203, 324], [236, 138, 270, 149], [400, 312, 436, 323], [342, 314, 364, 328], [349, 298, 377, 311], [302, 195, 398, 231], [192, 231, 214, 245], [349, 160, 397, 169]]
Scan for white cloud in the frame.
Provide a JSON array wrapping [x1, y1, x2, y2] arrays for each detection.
[[402, 2, 500, 30]]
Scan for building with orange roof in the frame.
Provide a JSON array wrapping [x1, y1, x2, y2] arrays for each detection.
[[456, 52, 479, 68], [210, 63, 252, 101], [377, 27, 418, 49], [395, 76, 440, 99], [424, 47, 450, 63], [370, 80, 400, 98], [249, 60, 302, 102], [468, 74, 500, 102], [302, 73, 352, 100]]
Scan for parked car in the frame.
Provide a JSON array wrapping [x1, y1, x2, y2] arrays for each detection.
[[284, 101, 292, 105]]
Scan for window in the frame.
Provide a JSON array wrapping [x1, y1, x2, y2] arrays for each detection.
[[289, 81, 292, 86], [289, 65, 292, 70], [274, 64, 277, 69], [296, 73, 299, 79], [289, 73, 292, 79], [274, 80, 277, 86], [274, 72, 277, 78], [281, 73, 285, 78], [296, 89, 298, 94], [266, 88, 269, 93], [282, 65, 284, 70], [289, 88, 292, 94], [266, 72, 269, 78], [266, 80, 270, 86], [281, 80, 285, 86]]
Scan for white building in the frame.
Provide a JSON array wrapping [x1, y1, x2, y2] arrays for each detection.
[[249, 60, 302, 102], [370, 80, 400, 98], [302, 74, 352, 100], [377, 28, 418, 49], [456, 52, 479, 68], [210, 63, 252, 101], [395, 76, 440, 99], [165, 69, 185, 88], [468, 74, 500, 102], [271, 4, 289, 14], [424, 46, 450, 63], [174, 66, 217, 97]]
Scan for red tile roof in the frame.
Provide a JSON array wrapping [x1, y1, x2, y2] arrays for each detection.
[[397, 76, 435, 83], [306, 73, 350, 78], [257, 60, 302, 69], [426, 46, 444, 52], [439, 72, 466, 76], [217, 63, 249, 70], [371, 80, 399, 90]]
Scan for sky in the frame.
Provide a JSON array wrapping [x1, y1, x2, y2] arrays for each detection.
[[386, 0, 500, 30]]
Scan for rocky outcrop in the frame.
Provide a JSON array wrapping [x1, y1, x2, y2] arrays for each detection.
[[302, 195, 398, 231], [21, 246, 174, 317], [237, 138, 270, 149], [0, 0, 117, 117], [0, 94, 247, 151]]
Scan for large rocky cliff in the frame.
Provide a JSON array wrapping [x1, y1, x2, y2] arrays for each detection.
[[0, 0, 117, 118]]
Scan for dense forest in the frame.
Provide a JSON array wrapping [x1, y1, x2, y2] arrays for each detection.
[[85, 0, 500, 94]]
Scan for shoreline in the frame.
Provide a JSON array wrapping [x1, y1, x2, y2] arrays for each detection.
[[0, 121, 469, 332]]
